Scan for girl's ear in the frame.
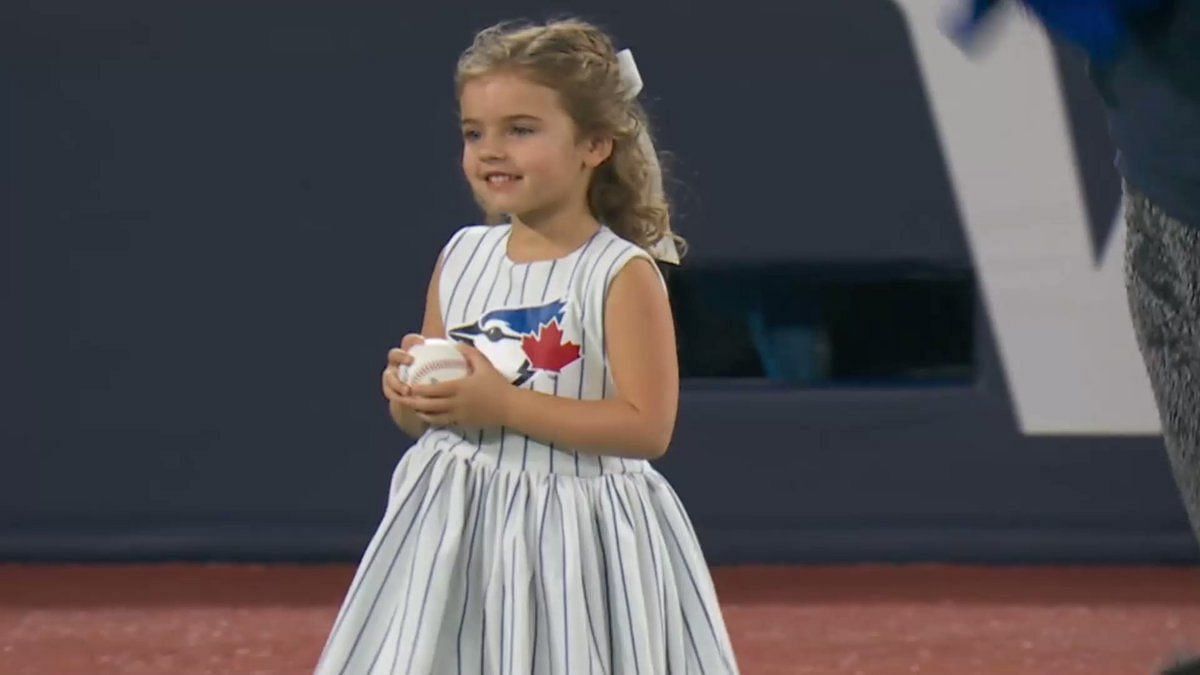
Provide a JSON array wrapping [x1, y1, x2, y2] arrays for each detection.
[[582, 134, 614, 168]]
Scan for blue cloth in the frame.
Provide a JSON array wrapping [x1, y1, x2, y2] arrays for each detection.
[[951, 0, 1200, 226], [952, 0, 1169, 63]]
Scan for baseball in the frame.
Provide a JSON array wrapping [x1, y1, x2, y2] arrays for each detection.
[[399, 338, 470, 386]]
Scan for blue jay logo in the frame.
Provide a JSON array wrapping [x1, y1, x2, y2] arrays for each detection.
[[448, 299, 582, 386]]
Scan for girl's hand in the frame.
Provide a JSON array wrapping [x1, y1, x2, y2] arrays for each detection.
[[381, 333, 425, 405], [401, 345, 513, 428]]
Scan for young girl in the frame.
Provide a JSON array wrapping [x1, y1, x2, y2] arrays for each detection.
[[315, 18, 739, 674]]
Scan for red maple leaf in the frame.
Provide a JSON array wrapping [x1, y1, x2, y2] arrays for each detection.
[[521, 319, 582, 373]]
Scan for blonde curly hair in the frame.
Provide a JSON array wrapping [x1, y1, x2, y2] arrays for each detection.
[[456, 18, 685, 261]]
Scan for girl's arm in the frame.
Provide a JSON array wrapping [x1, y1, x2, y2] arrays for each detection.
[[406, 257, 679, 460], [387, 253, 448, 438], [501, 258, 679, 459]]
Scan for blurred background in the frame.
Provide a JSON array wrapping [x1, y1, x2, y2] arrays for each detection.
[[6, 0, 1190, 565], [5, 1, 1199, 672]]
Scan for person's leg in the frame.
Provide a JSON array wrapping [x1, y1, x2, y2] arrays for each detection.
[[1123, 187, 1200, 546]]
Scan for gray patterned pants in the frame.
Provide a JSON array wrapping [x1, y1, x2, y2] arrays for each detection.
[[1124, 188, 1200, 546]]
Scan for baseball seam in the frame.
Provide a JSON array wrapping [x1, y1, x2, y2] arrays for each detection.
[[408, 358, 468, 384]]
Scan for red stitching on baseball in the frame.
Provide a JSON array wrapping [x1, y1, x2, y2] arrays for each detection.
[[409, 358, 468, 383]]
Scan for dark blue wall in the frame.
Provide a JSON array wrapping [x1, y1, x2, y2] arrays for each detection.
[[5, 1, 1193, 563]]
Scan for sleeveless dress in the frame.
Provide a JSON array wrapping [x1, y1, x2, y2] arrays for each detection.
[[314, 224, 739, 674]]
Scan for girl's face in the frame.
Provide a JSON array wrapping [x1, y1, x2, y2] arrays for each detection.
[[459, 71, 611, 226]]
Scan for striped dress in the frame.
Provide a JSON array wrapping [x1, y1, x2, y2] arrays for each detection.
[[314, 224, 739, 674]]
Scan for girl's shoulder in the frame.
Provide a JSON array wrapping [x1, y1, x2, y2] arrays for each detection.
[[580, 227, 664, 296], [439, 223, 510, 261], [588, 226, 648, 265]]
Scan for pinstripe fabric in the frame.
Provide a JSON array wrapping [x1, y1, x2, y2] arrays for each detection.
[[315, 225, 738, 674]]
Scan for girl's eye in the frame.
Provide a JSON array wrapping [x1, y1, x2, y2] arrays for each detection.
[[463, 129, 481, 142], [511, 126, 535, 136]]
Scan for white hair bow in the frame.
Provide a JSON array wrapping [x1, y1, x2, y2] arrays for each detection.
[[615, 49, 681, 265]]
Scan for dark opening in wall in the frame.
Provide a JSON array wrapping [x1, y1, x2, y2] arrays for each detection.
[[665, 263, 975, 386]]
